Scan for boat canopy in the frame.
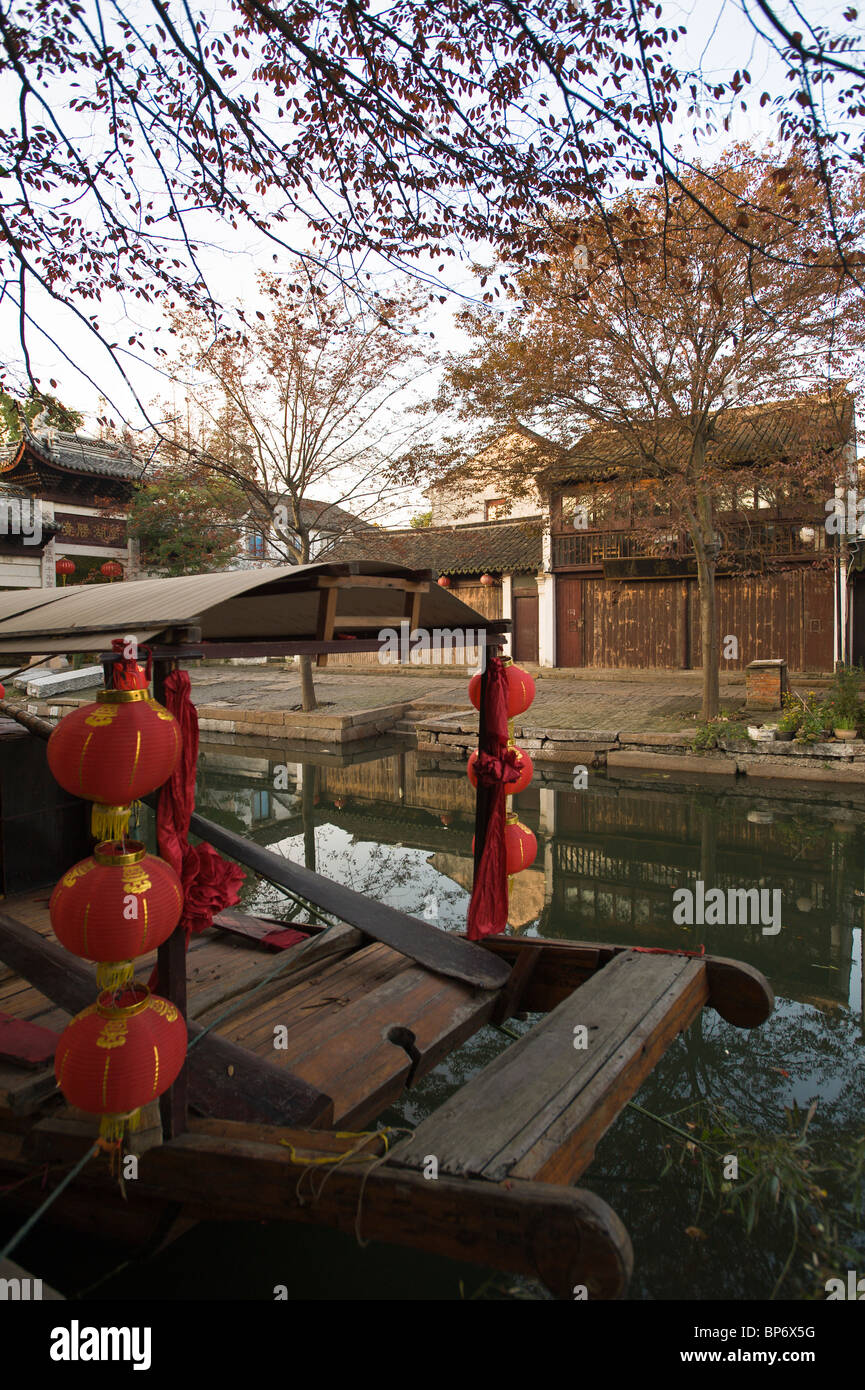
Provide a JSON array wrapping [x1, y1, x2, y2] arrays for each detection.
[[0, 561, 503, 658]]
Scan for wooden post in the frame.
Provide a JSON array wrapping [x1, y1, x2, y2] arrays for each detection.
[[152, 654, 188, 1140], [472, 642, 501, 884], [314, 587, 339, 668]]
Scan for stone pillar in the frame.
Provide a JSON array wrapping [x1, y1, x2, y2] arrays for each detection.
[[501, 574, 513, 658], [538, 571, 556, 667], [41, 536, 56, 588]]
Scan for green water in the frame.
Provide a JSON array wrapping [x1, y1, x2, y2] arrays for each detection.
[[10, 743, 865, 1300]]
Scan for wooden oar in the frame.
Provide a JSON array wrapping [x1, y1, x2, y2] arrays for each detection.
[[189, 811, 510, 991]]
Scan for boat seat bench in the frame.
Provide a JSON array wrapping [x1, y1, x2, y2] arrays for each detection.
[[389, 950, 709, 1186]]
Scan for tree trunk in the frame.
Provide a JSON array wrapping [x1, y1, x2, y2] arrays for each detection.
[[296, 530, 317, 711], [299, 654, 317, 712], [692, 470, 720, 723], [696, 555, 720, 721]]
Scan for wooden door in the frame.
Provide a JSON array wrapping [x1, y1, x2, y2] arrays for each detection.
[[555, 576, 583, 666], [512, 594, 539, 664]]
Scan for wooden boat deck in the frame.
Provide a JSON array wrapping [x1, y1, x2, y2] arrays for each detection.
[[0, 887, 773, 1298], [0, 890, 498, 1129]]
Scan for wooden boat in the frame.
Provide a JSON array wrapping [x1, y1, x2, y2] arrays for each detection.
[[0, 564, 773, 1299]]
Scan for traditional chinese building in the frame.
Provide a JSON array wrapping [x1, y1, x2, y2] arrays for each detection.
[[329, 393, 860, 671], [0, 422, 143, 590]]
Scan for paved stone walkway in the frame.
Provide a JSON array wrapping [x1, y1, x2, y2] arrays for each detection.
[[190, 664, 757, 733]]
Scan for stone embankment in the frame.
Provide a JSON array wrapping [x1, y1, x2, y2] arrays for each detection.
[[411, 712, 865, 784]]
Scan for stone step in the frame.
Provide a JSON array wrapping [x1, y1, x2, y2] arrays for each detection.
[[19, 665, 103, 697]]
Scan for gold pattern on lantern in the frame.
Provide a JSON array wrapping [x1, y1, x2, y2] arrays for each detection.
[[85, 704, 119, 727], [97, 1018, 129, 1049], [61, 860, 95, 888]]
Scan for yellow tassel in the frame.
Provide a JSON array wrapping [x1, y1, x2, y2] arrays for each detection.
[[98, 1109, 141, 1143], [96, 961, 135, 991], [92, 803, 131, 841]]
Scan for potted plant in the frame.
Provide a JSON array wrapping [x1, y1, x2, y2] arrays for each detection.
[[827, 666, 863, 740]]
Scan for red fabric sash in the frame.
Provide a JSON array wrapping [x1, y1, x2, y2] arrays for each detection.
[[154, 670, 244, 949], [466, 658, 518, 940]]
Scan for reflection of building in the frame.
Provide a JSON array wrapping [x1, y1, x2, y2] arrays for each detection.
[[195, 740, 861, 1012], [0, 421, 143, 589]]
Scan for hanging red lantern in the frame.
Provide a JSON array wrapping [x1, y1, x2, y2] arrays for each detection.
[[504, 816, 537, 874], [55, 557, 75, 586], [469, 661, 535, 717], [47, 689, 181, 840], [54, 985, 187, 1140], [440, 811, 453, 827], [333, 797, 346, 810], [468, 746, 534, 796], [471, 816, 537, 874], [49, 841, 183, 989], [101, 560, 123, 581], [479, 573, 496, 586], [437, 575, 452, 588]]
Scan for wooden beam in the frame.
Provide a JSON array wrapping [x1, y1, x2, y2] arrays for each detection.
[[314, 586, 339, 668], [152, 654, 188, 1141], [317, 576, 430, 592], [25, 1115, 633, 1299]]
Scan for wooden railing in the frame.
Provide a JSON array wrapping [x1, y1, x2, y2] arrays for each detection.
[[551, 519, 830, 570]]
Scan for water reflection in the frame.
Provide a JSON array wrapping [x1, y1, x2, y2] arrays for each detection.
[[195, 742, 865, 1026]]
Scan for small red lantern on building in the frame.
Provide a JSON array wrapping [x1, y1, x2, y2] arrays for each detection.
[[469, 661, 536, 717], [55, 557, 75, 586], [47, 689, 181, 839], [54, 985, 187, 1140], [49, 841, 183, 989], [467, 746, 534, 797], [437, 575, 452, 588], [101, 560, 123, 582], [479, 573, 496, 586]]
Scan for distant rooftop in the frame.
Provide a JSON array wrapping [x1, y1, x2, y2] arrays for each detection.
[[0, 421, 145, 482]]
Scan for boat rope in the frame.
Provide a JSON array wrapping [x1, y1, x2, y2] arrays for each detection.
[[0, 1142, 100, 1262], [282, 1125, 413, 1247]]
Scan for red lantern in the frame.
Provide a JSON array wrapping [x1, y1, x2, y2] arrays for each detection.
[[55, 985, 187, 1140], [469, 662, 536, 717], [101, 560, 123, 581], [471, 817, 537, 874], [479, 573, 496, 586], [440, 811, 453, 827], [437, 575, 452, 588], [55, 557, 75, 586], [505, 816, 537, 874], [468, 746, 534, 796], [47, 689, 181, 839], [50, 841, 183, 989], [333, 797, 346, 810]]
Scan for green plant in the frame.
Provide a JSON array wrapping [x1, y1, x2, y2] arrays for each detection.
[[793, 690, 832, 743], [690, 712, 751, 751], [777, 693, 803, 735], [826, 665, 863, 730]]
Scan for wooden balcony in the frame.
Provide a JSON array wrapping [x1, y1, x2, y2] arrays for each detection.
[[551, 519, 831, 572]]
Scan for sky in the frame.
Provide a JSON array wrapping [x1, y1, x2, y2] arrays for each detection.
[[0, 0, 860, 521]]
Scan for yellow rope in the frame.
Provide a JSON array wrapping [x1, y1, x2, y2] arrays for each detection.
[[280, 1125, 413, 1247]]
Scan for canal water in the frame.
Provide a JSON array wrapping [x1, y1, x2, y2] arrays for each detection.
[[28, 741, 865, 1301]]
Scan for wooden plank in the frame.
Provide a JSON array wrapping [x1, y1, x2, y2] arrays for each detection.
[[0, 909, 333, 1129], [188, 810, 511, 991], [475, 935, 773, 1027], [392, 951, 708, 1185], [25, 1114, 633, 1300], [314, 585, 338, 668]]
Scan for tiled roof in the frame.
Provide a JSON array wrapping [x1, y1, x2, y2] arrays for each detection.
[[1, 423, 146, 481], [323, 517, 544, 575], [547, 393, 856, 483]]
